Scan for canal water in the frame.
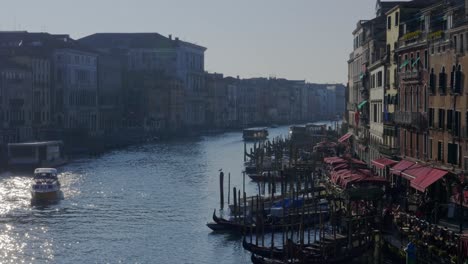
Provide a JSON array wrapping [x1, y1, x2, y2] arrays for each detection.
[[0, 121, 341, 264]]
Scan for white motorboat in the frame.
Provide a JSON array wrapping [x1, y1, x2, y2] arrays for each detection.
[[31, 168, 62, 202]]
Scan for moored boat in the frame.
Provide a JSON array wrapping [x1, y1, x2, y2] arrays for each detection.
[[243, 127, 269, 141], [8, 141, 67, 171]]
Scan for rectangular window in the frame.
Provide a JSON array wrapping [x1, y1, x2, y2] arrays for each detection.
[[404, 130, 407, 155], [455, 111, 461, 137], [438, 109, 445, 129], [460, 34, 464, 53], [448, 143, 459, 165], [388, 16, 392, 30], [373, 104, 377, 123], [454, 36, 458, 52], [429, 138, 433, 159], [429, 108, 434, 127], [437, 141, 443, 161], [424, 134, 428, 158], [410, 132, 413, 157], [377, 71, 383, 87], [447, 109, 453, 130], [395, 12, 399, 26]]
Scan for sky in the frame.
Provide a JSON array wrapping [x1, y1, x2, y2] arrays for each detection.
[[0, 0, 386, 84]]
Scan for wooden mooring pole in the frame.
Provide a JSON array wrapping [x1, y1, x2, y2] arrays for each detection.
[[219, 171, 224, 210], [227, 173, 231, 205]]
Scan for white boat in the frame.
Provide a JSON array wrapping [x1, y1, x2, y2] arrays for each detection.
[[31, 168, 62, 202]]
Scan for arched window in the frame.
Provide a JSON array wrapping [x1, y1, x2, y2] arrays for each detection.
[[455, 64, 463, 94], [424, 85, 428, 112], [429, 68, 436, 94], [439, 66, 447, 94], [416, 86, 420, 111], [451, 65, 456, 90]]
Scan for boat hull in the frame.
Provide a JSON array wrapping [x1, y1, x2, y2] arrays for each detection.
[[31, 190, 62, 202]]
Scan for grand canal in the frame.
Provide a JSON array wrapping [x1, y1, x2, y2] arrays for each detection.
[[0, 122, 339, 263]]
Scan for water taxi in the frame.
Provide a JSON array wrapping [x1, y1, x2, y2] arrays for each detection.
[[31, 168, 62, 202]]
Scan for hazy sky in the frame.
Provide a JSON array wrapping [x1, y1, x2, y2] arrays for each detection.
[[0, 0, 387, 84]]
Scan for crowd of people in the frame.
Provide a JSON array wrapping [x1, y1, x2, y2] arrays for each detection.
[[384, 204, 464, 261]]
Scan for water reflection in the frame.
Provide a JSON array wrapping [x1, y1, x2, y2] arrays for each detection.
[[0, 122, 340, 263]]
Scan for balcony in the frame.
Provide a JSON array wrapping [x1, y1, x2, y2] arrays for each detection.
[[400, 70, 422, 83], [383, 124, 397, 137], [394, 111, 427, 130], [398, 30, 426, 49], [378, 144, 400, 157]]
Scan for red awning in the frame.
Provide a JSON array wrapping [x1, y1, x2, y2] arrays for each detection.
[[338, 133, 352, 143], [401, 165, 432, 181], [410, 168, 448, 192], [390, 160, 416, 176], [324, 157, 343, 164], [371, 157, 398, 169]]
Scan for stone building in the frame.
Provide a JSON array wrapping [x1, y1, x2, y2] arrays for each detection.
[[382, 3, 427, 159], [427, 0, 466, 172], [53, 45, 99, 136], [97, 54, 123, 134], [0, 61, 33, 143], [79, 33, 207, 129]]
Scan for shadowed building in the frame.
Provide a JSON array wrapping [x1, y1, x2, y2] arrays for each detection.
[[79, 33, 207, 130]]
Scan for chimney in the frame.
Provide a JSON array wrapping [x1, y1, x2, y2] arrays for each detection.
[[169, 34, 172, 40], [175, 37, 179, 41]]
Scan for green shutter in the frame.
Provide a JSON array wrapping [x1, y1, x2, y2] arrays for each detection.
[[358, 100, 368, 109], [400, 60, 409, 69]]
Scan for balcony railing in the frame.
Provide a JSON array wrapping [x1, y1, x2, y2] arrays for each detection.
[[394, 111, 427, 130], [398, 30, 426, 48], [400, 70, 421, 82], [383, 124, 397, 137], [378, 144, 400, 157]]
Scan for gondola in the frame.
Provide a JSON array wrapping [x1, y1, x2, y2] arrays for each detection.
[[242, 237, 291, 259], [248, 173, 285, 182], [206, 210, 251, 233], [251, 254, 296, 264], [207, 210, 330, 233], [250, 240, 372, 264]]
